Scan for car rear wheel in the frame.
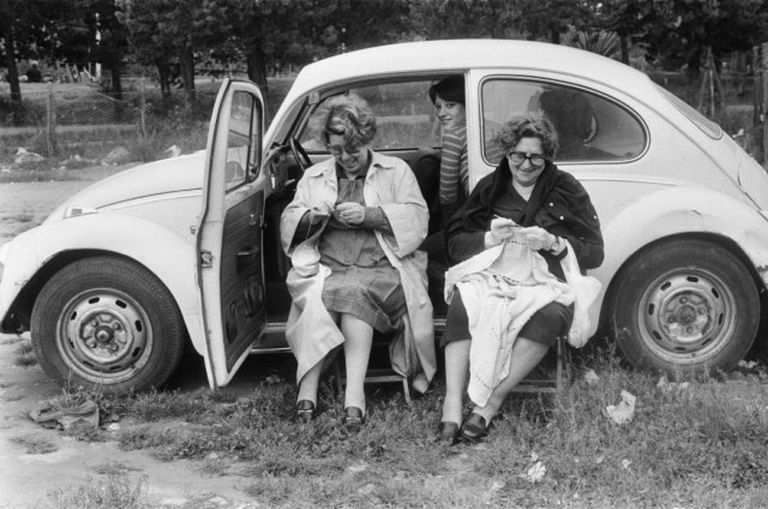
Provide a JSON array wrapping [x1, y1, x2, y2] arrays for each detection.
[[31, 256, 185, 393], [612, 239, 759, 374]]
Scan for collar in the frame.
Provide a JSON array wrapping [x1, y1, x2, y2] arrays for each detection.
[[307, 149, 395, 179]]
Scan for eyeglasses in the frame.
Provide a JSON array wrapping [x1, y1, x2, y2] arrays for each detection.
[[507, 151, 547, 168], [327, 144, 364, 157]]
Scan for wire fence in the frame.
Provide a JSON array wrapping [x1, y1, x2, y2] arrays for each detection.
[[1, 81, 220, 165], [0, 68, 764, 166]]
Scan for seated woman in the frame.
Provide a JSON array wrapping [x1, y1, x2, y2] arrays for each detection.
[[436, 113, 604, 444], [280, 93, 435, 432], [418, 75, 468, 309]]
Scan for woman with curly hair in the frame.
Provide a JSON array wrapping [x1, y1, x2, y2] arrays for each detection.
[[281, 93, 435, 432], [436, 113, 604, 444]]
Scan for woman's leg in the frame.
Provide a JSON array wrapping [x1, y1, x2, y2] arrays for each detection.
[[340, 313, 374, 414], [472, 336, 549, 423], [297, 362, 323, 404], [441, 339, 470, 424]]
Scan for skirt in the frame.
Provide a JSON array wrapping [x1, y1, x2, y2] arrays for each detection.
[[322, 264, 407, 333], [440, 290, 573, 348]]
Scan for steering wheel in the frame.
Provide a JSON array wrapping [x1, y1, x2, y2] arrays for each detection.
[[288, 137, 313, 172]]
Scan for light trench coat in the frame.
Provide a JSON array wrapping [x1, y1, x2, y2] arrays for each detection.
[[279, 152, 436, 393]]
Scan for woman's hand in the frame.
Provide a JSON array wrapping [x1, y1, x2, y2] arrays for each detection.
[[309, 203, 333, 224], [489, 216, 519, 244], [334, 202, 366, 225], [518, 226, 557, 251]]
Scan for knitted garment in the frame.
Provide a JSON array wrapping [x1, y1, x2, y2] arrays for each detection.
[[447, 240, 573, 407]]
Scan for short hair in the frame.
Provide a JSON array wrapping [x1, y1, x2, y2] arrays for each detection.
[[319, 93, 377, 147], [494, 113, 559, 160], [428, 75, 465, 106]]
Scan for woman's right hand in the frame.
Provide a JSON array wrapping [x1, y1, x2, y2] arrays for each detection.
[[308, 203, 332, 225]]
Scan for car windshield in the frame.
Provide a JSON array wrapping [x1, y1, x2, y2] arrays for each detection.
[[657, 85, 723, 140]]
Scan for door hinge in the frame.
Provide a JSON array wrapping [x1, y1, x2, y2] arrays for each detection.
[[200, 250, 213, 268]]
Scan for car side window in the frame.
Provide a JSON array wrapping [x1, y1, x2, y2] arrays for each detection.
[[225, 91, 261, 191], [481, 79, 646, 164], [299, 80, 441, 152]]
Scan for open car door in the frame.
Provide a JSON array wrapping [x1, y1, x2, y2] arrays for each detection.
[[197, 79, 266, 388]]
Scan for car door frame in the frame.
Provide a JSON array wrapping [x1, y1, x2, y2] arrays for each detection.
[[196, 78, 268, 389]]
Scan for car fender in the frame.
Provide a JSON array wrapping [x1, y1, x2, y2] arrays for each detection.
[[592, 186, 768, 321], [0, 211, 207, 355]]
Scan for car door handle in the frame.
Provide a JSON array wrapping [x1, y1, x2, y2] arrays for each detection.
[[237, 247, 259, 259], [249, 213, 260, 226]]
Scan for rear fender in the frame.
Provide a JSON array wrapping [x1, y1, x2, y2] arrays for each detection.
[[594, 187, 768, 322]]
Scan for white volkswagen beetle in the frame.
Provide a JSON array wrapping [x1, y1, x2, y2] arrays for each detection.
[[2, 39, 768, 393]]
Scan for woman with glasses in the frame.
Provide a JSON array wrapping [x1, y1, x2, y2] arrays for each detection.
[[436, 113, 603, 444], [280, 93, 435, 432]]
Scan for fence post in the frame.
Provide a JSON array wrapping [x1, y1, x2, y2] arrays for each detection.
[[45, 83, 57, 157], [139, 76, 148, 140], [753, 46, 763, 164], [763, 42, 768, 168]]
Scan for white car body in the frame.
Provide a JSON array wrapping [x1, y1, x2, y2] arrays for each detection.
[[2, 39, 768, 392]]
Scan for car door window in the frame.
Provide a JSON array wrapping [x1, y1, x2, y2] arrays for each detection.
[[299, 80, 441, 152], [225, 91, 261, 191], [481, 79, 647, 164]]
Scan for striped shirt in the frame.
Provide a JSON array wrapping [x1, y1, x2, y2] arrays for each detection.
[[439, 125, 468, 219]]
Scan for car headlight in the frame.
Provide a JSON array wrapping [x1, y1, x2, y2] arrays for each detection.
[[0, 242, 7, 282], [63, 206, 98, 219]]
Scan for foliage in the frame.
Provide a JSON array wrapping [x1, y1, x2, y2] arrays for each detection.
[[561, 27, 621, 59], [48, 473, 150, 509]]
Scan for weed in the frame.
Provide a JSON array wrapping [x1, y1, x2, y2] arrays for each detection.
[[48, 473, 150, 509], [13, 338, 37, 367], [10, 433, 58, 454]]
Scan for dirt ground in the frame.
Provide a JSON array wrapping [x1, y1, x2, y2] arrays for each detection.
[[0, 166, 266, 508]]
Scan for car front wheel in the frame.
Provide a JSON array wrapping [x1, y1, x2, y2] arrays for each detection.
[[31, 256, 186, 393], [612, 239, 759, 374]]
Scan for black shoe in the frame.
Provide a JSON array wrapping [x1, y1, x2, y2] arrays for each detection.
[[296, 399, 315, 423], [459, 413, 489, 442], [435, 421, 460, 445], [343, 406, 365, 433]]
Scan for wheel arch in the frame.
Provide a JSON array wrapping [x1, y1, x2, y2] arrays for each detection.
[[1, 215, 207, 357]]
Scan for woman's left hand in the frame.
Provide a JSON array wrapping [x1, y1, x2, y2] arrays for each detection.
[[334, 202, 366, 225], [518, 226, 557, 251]]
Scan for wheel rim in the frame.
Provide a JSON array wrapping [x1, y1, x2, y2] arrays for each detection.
[[56, 288, 154, 384], [636, 267, 736, 364]]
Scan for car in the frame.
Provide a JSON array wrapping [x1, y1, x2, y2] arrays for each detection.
[[2, 39, 768, 393]]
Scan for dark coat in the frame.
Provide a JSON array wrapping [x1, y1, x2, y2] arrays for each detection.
[[445, 158, 604, 279]]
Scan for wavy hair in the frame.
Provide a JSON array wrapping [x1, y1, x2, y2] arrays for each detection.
[[494, 113, 559, 160], [313, 93, 377, 148]]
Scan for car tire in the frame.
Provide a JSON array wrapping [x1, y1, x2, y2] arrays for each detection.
[[612, 239, 759, 375], [30, 256, 186, 393]]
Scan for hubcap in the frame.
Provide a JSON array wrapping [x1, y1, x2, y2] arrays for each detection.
[[637, 269, 735, 363], [57, 289, 153, 384]]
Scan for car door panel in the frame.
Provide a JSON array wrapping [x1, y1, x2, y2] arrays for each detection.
[[197, 79, 266, 388]]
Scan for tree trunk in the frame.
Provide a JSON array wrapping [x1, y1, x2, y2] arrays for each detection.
[[179, 45, 195, 112], [620, 35, 629, 65], [156, 60, 171, 98], [0, 17, 21, 103], [246, 46, 269, 115], [110, 65, 122, 100]]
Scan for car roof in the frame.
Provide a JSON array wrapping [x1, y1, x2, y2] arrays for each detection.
[[289, 39, 653, 98]]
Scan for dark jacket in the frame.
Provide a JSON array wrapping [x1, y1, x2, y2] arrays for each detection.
[[445, 159, 604, 279]]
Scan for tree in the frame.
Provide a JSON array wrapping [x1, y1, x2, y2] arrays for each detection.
[[0, 0, 71, 104], [122, 0, 204, 104]]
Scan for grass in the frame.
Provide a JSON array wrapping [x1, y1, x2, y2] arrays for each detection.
[[48, 473, 150, 509], [47, 348, 764, 507]]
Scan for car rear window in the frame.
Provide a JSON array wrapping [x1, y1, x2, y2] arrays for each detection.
[[657, 85, 723, 140], [481, 78, 647, 164]]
